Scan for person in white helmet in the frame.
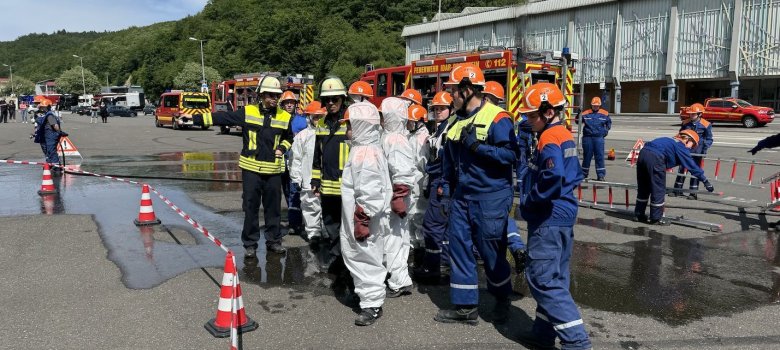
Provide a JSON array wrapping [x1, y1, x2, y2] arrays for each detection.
[[406, 104, 430, 253], [340, 101, 392, 326], [380, 97, 416, 298], [290, 101, 327, 242]]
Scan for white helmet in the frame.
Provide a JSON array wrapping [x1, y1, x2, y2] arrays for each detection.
[[257, 76, 283, 94], [319, 77, 347, 97]]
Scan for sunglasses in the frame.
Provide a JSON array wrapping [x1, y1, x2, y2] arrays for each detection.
[[322, 97, 342, 104], [263, 93, 281, 99]]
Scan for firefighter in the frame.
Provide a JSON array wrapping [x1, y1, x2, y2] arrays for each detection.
[[399, 88, 423, 106], [518, 82, 590, 350], [580, 97, 611, 181], [311, 76, 351, 270], [415, 91, 453, 281], [407, 104, 430, 252], [32, 99, 64, 170], [348, 81, 373, 103], [435, 64, 516, 325], [484, 80, 527, 271], [672, 103, 713, 199], [635, 130, 714, 225], [186, 76, 293, 257], [280, 90, 305, 236], [290, 101, 326, 241]]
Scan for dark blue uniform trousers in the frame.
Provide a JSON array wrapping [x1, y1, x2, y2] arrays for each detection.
[[526, 224, 591, 350], [447, 195, 512, 306], [422, 180, 451, 271], [581, 136, 605, 178], [674, 155, 703, 192], [635, 149, 667, 221]]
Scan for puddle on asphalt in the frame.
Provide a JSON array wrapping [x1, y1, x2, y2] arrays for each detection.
[[2, 154, 780, 325]]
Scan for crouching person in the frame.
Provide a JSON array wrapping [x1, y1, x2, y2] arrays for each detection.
[[340, 101, 392, 326]]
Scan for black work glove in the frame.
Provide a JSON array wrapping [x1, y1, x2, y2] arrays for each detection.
[[461, 128, 480, 152], [703, 180, 714, 192], [59, 131, 68, 137], [423, 185, 430, 199], [748, 145, 762, 155], [292, 183, 302, 193]]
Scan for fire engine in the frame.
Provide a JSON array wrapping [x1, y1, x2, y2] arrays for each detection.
[[360, 47, 577, 128], [210, 72, 316, 134]]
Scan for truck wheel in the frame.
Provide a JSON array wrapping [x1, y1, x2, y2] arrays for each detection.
[[173, 120, 180, 130], [220, 126, 229, 134], [742, 116, 758, 128], [155, 117, 162, 128]]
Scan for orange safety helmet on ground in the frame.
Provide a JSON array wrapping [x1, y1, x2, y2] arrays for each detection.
[[678, 129, 700, 146], [408, 104, 427, 122], [430, 91, 453, 107], [518, 82, 566, 114], [349, 81, 374, 98], [484, 81, 505, 101], [591, 97, 602, 105], [399, 89, 422, 105], [280, 90, 297, 103], [443, 64, 486, 87], [304, 101, 326, 115], [686, 103, 705, 115]]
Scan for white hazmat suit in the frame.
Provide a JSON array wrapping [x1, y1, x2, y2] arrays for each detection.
[[340, 101, 392, 308], [408, 120, 430, 247], [380, 97, 415, 292], [290, 115, 322, 240]]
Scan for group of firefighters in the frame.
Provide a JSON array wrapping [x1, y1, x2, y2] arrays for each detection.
[[180, 62, 741, 350]]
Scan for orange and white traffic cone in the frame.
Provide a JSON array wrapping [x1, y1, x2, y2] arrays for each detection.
[[37, 163, 58, 195], [205, 251, 258, 338], [607, 148, 616, 161], [133, 184, 161, 226]]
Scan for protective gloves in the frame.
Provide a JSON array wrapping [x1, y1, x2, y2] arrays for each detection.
[[292, 183, 302, 193], [703, 180, 714, 192], [461, 127, 480, 152], [353, 206, 371, 241], [391, 184, 410, 218]]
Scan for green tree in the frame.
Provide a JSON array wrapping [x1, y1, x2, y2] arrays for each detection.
[[0, 75, 35, 96], [56, 66, 102, 95], [173, 62, 223, 91]]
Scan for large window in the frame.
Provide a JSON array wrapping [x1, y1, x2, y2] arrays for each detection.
[[377, 74, 388, 97], [392, 72, 406, 96], [163, 95, 178, 108]]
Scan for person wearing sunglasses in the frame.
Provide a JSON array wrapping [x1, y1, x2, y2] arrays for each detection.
[[185, 75, 294, 257]]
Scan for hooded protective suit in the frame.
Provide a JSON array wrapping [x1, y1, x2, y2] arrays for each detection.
[[380, 97, 415, 291], [290, 114, 322, 240], [408, 119, 430, 247], [340, 101, 392, 308]]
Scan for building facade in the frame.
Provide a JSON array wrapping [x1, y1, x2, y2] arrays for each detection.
[[401, 0, 780, 113]]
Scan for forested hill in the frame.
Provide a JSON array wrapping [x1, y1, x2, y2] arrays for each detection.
[[0, 0, 520, 97]]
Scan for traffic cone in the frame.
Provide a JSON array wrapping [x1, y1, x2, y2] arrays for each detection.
[[205, 251, 258, 338], [133, 184, 161, 226], [37, 163, 58, 195], [607, 148, 616, 161]]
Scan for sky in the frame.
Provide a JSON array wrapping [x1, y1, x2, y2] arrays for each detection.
[[0, 0, 209, 42]]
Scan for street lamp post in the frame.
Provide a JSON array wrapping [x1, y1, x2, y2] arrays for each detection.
[[72, 55, 87, 96], [1, 64, 12, 96], [189, 37, 207, 91]]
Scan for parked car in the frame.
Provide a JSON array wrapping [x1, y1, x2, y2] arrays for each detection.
[[74, 106, 91, 115], [155, 91, 211, 130], [688, 98, 775, 128], [143, 104, 156, 115], [107, 105, 137, 117]]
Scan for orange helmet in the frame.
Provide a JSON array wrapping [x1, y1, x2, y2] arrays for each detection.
[[686, 103, 705, 114], [430, 91, 453, 107], [399, 89, 422, 105], [349, 81, 374, 98], [280, 90, 297, 103], [443, 64, 486, 86], [38, 99, 52, 107], [304, 101, 326, 115], [591, 97, 602, 105], [518, 82, 566, 114], [408, 104, 427, 122], [678, 129, 700, 146], [484, 81, 505, 101]]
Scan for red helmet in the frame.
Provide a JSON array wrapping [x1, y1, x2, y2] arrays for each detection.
[[429, 91, 453, 107], [484, 81, 505, 101], [399, 89, 422, 105], [518, 82, 566, 114]]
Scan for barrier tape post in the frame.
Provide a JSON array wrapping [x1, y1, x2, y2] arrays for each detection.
[[625, 188, 630, 210], [714, 158, 721, 180], [730, 159, 738, 183], [578, 185, 582, 202], [748, 161, 756, 185], [608, 186, 614, 209], [592, 185, 598, 205]]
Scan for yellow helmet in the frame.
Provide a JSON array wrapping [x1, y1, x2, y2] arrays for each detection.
[[319, 77, 347, 97], [257, 76, 283, 94]]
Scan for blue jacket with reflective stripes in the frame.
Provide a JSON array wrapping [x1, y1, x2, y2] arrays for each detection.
[[581, 108, 611, 137], [521, 123, 583, 227], [643, 137, 707, 182], [679, 118, 713, 154]]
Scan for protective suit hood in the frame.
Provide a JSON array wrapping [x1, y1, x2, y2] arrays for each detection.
[[348, 102, 381, 146], [381, 97, 409, 135]]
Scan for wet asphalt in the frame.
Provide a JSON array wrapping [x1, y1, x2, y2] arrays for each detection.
[[1, 114, 780, 349]]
